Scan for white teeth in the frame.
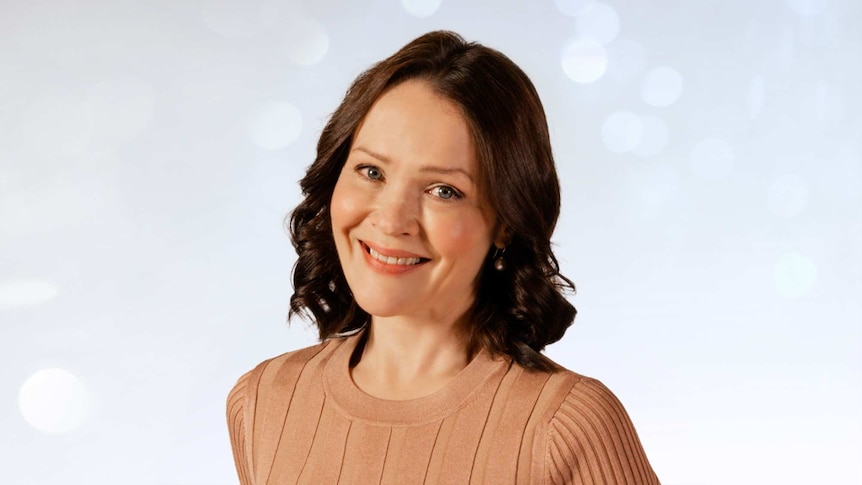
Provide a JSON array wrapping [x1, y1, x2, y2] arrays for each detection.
[[368, 247, 421, 266]]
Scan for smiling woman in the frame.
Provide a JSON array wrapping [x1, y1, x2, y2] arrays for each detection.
[[227, 31, 660, 484]]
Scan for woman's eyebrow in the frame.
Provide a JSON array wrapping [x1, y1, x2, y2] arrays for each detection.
[[351, 146, 474, 183], [351, 146, 391, 164], [418, 165, 474, 183]]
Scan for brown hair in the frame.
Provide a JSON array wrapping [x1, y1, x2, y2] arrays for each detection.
[[288, 30, 576, 371]]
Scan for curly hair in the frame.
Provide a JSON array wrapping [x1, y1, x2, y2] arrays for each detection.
[[288, 30, 576, 371]]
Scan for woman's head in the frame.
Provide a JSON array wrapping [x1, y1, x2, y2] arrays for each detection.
[[289, 30, 576, 371]]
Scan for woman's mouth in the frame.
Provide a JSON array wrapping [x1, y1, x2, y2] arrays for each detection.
[[360, 241, 429, 268], [367, 246, 422, 266]]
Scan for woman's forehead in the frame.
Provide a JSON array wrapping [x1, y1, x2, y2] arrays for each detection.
[[352, 80, 478, 174]]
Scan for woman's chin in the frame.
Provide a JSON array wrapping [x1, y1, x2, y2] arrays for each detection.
[[353, 296, 412, 319]]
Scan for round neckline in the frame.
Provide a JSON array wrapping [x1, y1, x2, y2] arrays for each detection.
[[323, 331, 509, 426]]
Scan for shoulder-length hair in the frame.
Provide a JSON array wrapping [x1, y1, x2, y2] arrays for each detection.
[[288, 30, 576, 371]]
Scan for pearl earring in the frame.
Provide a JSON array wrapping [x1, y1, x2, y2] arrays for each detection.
[[492, 247, 506, 271]]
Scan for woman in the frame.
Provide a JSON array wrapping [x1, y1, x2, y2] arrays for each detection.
[[228, 31, 660, 484]]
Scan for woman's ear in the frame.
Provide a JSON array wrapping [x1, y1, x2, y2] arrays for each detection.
[[493, 224, 512, 249]]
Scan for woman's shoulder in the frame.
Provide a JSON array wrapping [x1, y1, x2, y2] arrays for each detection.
[[544, 368, 635, 436], [523, 359, 639, 426], [226, 338, 353, 481], [537, 366, 661, 484], [226, 337, 350, 406]]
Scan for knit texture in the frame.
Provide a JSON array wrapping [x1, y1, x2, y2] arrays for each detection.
[[227, 332, 660, 484]]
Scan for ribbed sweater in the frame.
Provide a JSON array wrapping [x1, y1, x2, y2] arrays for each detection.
[[227, 332, 660, 484]]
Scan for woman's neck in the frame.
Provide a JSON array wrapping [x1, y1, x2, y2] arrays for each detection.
[[349, 316, 474, 400]]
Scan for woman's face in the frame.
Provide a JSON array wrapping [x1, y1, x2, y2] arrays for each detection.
[[330, 80, 501, 323]]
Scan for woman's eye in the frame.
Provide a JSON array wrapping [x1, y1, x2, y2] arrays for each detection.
[[361, 166, 383, 180], [432, 185, 461, 200]]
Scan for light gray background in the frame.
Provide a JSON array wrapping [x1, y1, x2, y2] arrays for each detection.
[[2, 0, 860, 483]]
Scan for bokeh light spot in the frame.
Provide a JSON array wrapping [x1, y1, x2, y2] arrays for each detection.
[[575, 3, 620, 45], [284, 17, 329, 65], [691, 138, 734, 181], [602, 111, 643, 153], [0, 280, 59, 310], [555, 0, 596, 17], [768, 174, 809, 218], [401, 0, 441, 18], [19, 368, 90, 434], [632, 116, 669, 157], [248, 101, 302, 150], [748, 75, 765, 120], [561, 38, 608, 84], [202, 0, 280, 38], [641, 66, 683, 107], [774, 251, 817, 298]]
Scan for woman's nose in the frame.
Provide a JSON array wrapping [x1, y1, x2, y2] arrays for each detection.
[[369, 187, 419, 236]]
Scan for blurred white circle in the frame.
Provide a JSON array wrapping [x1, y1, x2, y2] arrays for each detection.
[[202, 0, 280, 38], [19, 368, 89, 434], [248, 101, 302, 150], [555, 0, 596, 16], [787, 0, 829, 16], [561, 38, 608, 83], [86, 77, 155, 144], [747, 75, 765, 120], [632, 116, 668, 157], [774, 251, 817, 298], [602, 111, 643, 153], [605, 38, 647, 84], [641, 66, 683, 107], [0, 280, 59, 310], [21, 94, 94, 158], [768, 174, 809, 218], [284, 17, 329, 65], [575, 3, 620, 45], [401, 0, 441, 17], [691, 138, 734, 181]]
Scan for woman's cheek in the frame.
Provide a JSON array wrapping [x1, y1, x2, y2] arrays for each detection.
[[435, 210, 490, 252], [331, 180, 366, 226]]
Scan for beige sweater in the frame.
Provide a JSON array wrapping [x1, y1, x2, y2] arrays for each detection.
[[227, 332, 660, 484]]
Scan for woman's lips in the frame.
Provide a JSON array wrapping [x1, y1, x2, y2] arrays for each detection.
[[368, 246, 422, 266], [360, 241, 429, 274]]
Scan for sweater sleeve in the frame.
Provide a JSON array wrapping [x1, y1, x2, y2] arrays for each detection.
[[227, 370, 255, 485], [545, 377, 660, 485]]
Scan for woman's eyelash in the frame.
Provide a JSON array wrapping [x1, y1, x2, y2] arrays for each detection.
[[356, 164, 384, 181], [429, 185, 463, 201]]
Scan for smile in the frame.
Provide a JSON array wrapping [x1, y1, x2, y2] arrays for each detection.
[[360, 241, 429, 273], [368, 246, 422, 266]]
